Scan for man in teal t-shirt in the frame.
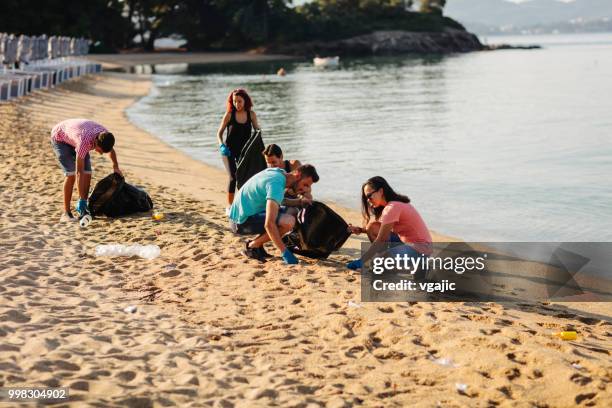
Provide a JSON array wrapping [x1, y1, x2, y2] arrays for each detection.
[[229, 165, 319, 264]]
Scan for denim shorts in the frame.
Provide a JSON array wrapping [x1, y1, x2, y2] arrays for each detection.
[[230, 208, 287, 235], [387, 236, 431, 258], [387, 243, 425, 259], [386, 242, 430, 279], [51, 140, 92, 176]]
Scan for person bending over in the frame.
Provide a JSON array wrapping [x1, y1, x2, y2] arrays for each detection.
[[263, 143, 302, 173], [228, 164, 320, 264], [346, 176, 432, 270], [50, 118, 122, 222], [262, 143, 312, 208], [216, 88, 261, 206]]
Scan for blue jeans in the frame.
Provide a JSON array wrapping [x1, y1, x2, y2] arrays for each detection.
[[229, 207, 287, 235], [387, 243, 425, 259], [51, 140, 91, 176], [386, 241, 429, 279]]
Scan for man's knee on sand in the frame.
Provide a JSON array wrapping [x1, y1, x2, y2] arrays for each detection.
[[277, 213, 295, 233]]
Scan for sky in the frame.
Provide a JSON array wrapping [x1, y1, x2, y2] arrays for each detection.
[[289, 0, 577, 6], [507, 0, 575, 2], [290, 0, 577, 4]]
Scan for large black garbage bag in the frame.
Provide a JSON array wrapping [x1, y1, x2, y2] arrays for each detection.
[[282, 201, 351, 259], [236, 130, 266, 190], [88, 173, 153, 217]]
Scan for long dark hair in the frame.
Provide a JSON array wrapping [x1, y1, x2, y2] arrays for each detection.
[[361, 176, 410, 225], [263, 143, 283, 158], [226, 88, 253, 112]]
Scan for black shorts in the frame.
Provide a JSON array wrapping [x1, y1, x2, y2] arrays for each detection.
[[229, 208, 287, 235]]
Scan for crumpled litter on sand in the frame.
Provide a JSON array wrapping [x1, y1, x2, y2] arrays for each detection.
[[348, 300, 362, 308], [431, 357, 459, 368], [95, 244, 160, 260], [201, 325, 231, 339], [124, 305, 137, 313], [455, 383, 468, 393]]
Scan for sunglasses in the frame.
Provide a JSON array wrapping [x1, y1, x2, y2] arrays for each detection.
[[365, 189, 379, 200]]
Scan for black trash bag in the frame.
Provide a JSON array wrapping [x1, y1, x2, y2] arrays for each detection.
[[282, 201, 351, 259], [236, 130, 266, 190], [88, 173, 153, 217]]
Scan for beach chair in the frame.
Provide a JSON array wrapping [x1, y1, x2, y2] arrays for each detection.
[[0, 78, 12, 102], [5, 34, 18, 69], [38, 35, 49, 61], [0, 32, 97, 101], [3, 75, 26, 98], [21, 57, 54, 88], [0, 35, 29, 98], [17, 35, 32, 66], [0, 33, 7, 65], [5, 70, 37, 94], [42, 57, 67, 85]]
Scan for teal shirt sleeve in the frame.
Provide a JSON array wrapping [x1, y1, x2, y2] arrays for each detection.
[[266, 174, 285, 205]]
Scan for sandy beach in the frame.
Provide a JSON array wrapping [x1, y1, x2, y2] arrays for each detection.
[[1, 64, 610, 407]]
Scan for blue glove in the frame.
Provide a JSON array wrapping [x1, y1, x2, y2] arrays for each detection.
[[347, 259, 363, 270], [219, 144, 231, 157], [76, 198, 88, 216], [282, 248, 299, 265]]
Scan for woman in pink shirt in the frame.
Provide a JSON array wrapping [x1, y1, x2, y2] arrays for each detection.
[[347, 176, 432, 270]]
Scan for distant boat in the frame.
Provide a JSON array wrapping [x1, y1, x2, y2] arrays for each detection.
[[313, 56, 340, 67]]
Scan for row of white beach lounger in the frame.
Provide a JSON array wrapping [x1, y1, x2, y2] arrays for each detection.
[[1, 33, 102, 102]]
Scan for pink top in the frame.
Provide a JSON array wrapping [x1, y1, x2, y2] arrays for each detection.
[[379, 201, 433, 255], [51, 119, 108, 159]]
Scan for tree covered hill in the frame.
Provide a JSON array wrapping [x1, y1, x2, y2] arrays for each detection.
[[0, 0, 468, 53]]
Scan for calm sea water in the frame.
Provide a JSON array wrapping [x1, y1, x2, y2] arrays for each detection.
[[126, 33, 612, 242]]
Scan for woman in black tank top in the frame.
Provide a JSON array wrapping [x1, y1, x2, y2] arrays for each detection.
[[216, 88, 260, 205]]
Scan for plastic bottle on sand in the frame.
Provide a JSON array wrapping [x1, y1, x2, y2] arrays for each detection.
[[554, 331, 578, 340], [79, 214, 92, 228], [95, 244, 160, 260]]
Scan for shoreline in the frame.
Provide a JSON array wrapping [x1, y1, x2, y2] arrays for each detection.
[[89, 52, 301, 72], [116, 72, 458, 248], [87, 66, 454, 246], [1, 66, 610, 406]]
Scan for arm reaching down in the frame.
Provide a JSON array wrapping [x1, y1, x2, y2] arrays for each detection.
[[264, 199, 286, 253], [109, 149, 122, 176], [347, 222, 394, 270], [76, 157, 89, 200]]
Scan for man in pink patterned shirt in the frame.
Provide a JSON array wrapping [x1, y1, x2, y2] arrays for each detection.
[[50, 118, 123, 221]]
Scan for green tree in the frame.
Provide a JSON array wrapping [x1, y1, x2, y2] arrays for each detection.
[[0, 0, 460, 52], [126, 0, 181, 51], [0, 0, 132, 52], [163, 0, 226, 50]]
